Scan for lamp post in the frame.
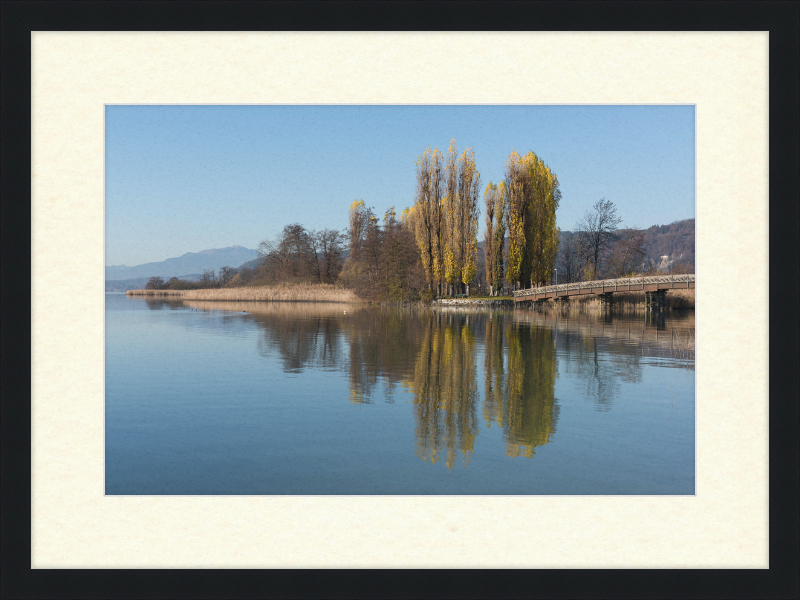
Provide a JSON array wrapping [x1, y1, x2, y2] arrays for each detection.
[[553, 268, 558, 286]]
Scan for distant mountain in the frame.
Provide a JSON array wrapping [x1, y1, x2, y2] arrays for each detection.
[[105, 246, 259, 281]]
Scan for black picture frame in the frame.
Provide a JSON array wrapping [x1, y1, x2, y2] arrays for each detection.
[[2, 2, 797, 598]]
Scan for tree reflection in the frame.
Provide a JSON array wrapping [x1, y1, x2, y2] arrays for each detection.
[[482, 315, 505, 430], [179, 303, 584, 468], [411, 314, 479, 468], [145, 299, 185, 310], [344, 309, 426, 404], [186, 301, 348, 373], [501, 321, 559, 457]]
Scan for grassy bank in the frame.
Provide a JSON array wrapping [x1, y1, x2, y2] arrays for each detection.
[[127, 282, 359, 303]]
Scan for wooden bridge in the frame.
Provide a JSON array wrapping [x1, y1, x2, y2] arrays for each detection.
[[513, 274, 695, 308]]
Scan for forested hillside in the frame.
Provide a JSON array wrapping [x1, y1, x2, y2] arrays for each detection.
[[641, 219, 694, 266], [559, 218, 694, 271]]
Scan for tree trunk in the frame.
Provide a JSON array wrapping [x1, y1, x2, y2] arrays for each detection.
[[466, 284, 470, 297]]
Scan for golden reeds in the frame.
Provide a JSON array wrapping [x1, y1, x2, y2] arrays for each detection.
[[124, 289, 186, 297], [183, 300, 361, 316], [127, 282, 360, 303]]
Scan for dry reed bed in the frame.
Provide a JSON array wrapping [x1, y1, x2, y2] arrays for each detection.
[[126, 289, 186, 297], [183, 300, 361, 316], [127, 283, 359, 303]]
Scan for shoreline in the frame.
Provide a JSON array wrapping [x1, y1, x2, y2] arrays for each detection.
[[127, 285, 694, 310]]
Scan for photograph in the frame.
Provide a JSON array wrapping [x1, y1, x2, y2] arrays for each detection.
[[105, 104, 696, 495]]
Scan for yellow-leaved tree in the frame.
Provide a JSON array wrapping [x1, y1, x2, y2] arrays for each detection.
[[442, 140, 460, 294], [430, 148, 446, 295], [503, 150, 560, 289], [522, 151, 561, 287], [414, 140, 480, 297], [483, 181, 506, 296], [504, 150, 527, 289], [458, 147, 481, 296], [412, 149, 435, 291]]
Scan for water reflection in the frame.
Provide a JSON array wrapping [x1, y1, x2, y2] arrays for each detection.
[[502, 321, 559, 456], [412, 315, 480, 468], [644, 310, 666, 330], [178, 300, 694, 468], [145, 299, 185, 311]]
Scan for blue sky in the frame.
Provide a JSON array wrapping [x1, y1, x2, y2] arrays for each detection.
[[105, 105, 695, 266]]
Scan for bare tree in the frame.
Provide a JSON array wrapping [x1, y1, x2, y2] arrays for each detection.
[[218, 266, 237, 287], [201, 269, 217, 288], [258, 224, 318, 282], [347, 206, 425, 301], [605, 228, 647, 278], [556, 233, 582, 283], [575, 198, 623, 281], [314, 228, 347, 284], [237, 267, 254, 285], [146, 276, 166, 290]]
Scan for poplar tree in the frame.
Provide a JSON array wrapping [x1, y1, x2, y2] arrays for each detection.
[[493, 182, 507, 293], [412, 149, 435, 291], [483, 183, 497, 294], [504, 150, 527, 289], [522, 151, 561, 287], [503, 149, 560, 289], [414, 141, 480, 297], [430, 147, 446, 296], [458, 147, 481, 296], [348, 199, 370, 260], [483, 181, 506, 296], [443, 140, 460, 295]]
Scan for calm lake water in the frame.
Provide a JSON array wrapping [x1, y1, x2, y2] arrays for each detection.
[[105, 293, 695, 495]]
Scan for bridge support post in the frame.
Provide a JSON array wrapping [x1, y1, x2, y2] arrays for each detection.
[[599, 292, 614, 308], [656, 290, 667, 310], [646, 290, 667, 310]]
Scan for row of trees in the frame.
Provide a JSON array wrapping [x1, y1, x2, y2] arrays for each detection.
[[341, 201, 426, 301], [405, 140, 482, 296], [145, 267, 238, 290], [490, 150, 561, 293], [151, 141, 665, 298], [248, 141, 562, 299], [256, 224, 347, 285]]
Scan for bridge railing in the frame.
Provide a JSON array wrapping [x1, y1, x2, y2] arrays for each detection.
[[513, 274, 696, 298]]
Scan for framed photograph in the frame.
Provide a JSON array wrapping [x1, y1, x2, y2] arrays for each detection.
[[4, 1, 797, 598]]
